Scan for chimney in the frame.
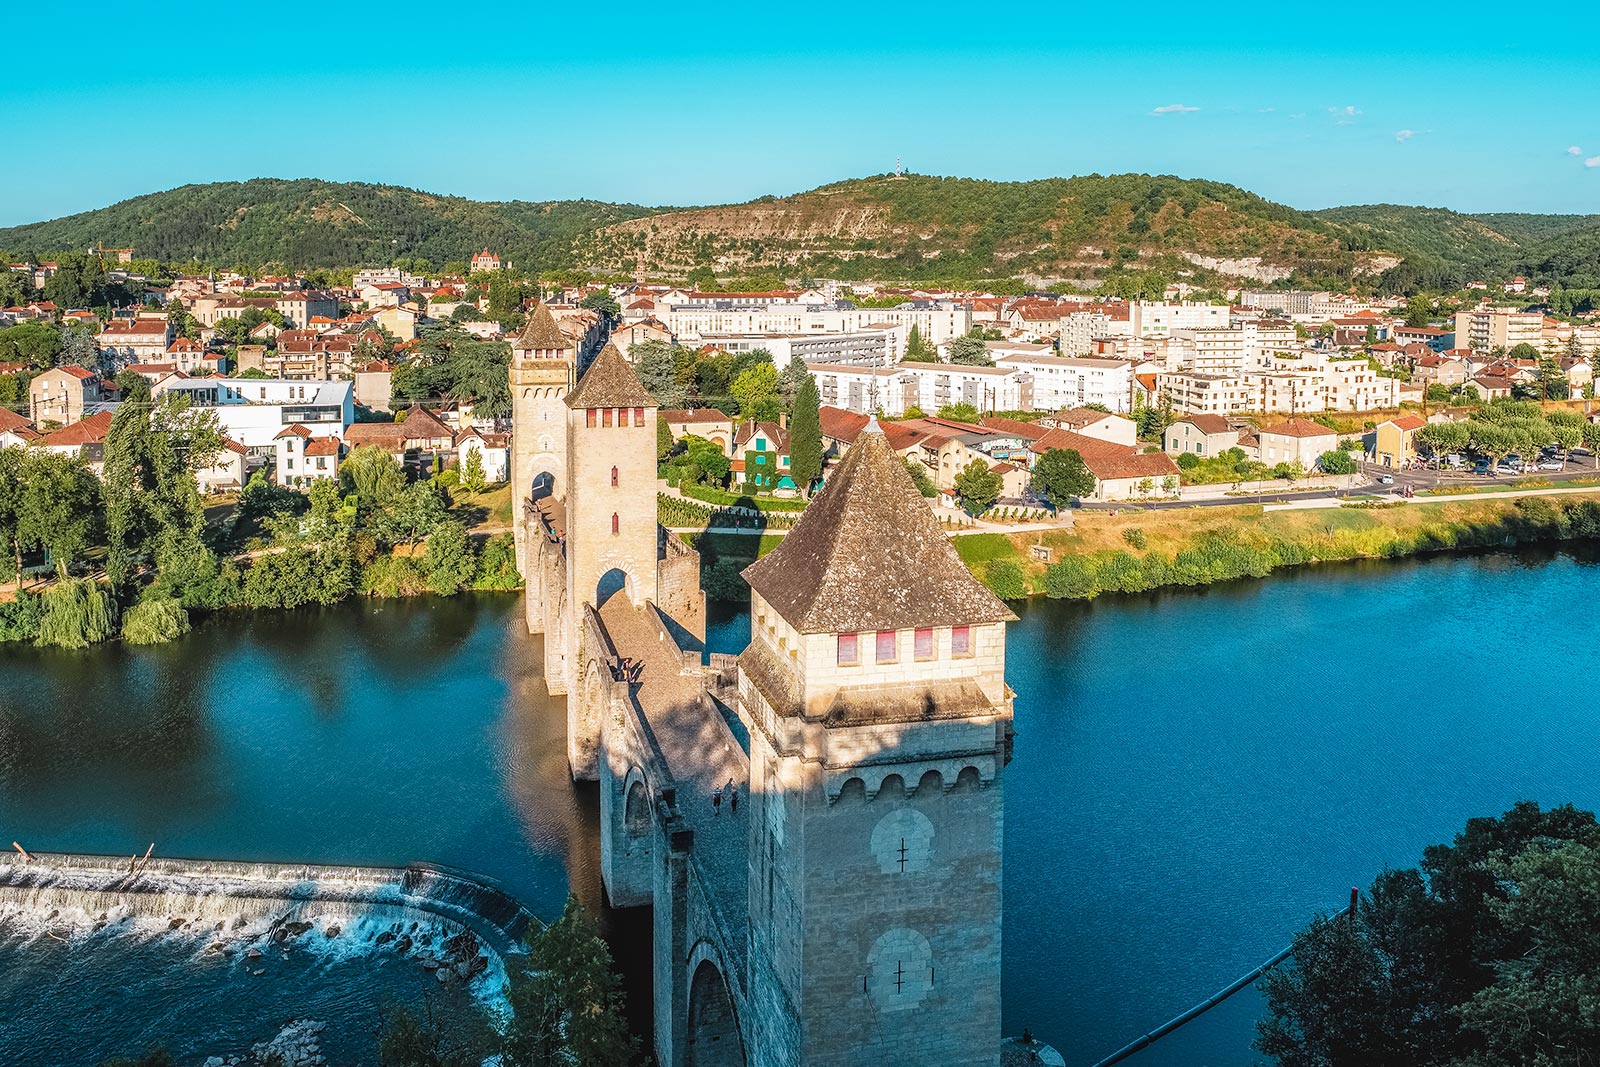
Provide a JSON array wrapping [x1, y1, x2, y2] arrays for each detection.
[[779, 412, 788, 429]]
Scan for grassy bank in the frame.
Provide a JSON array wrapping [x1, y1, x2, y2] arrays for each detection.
[[955, 494, 1600, 601]]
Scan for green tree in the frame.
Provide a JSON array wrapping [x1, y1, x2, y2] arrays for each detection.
[[984, 560, 1027, 600], [421, 520, 476, 595], [902, 456, 937, 497], [36, 577, 117, 649], [580, 290, 620, 317], [1031, 448, 1095, 507], [730, 361, 780, 420], [949, 332, 994, 366], [0, 320, 64, 369], [1317, 450, 1356, 475], [462, 445, 486, 493], [788, 375, 822, 495], [954, 458, 1002, 515], [501, 895, 637, 1067], [341, 445, 407, 515], [632, 340, 686, 408], [777, 354, 810, 408], [937, 402, 980, 423], [903, 324, 938, 362], [15, 450, 101, 582], [1415, 421, 1470, 463]]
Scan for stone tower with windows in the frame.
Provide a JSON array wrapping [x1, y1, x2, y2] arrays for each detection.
[[738, 421, 1017, 1067], [510, 303, 575, 579]]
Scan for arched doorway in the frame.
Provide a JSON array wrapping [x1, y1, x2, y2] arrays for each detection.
[[531, 470, 557, 501], [597, 568, 631, 607], [685, 959, 744, 1067], [625, 778, 652, 837]]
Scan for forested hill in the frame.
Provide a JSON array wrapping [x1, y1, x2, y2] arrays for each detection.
[[0, 179, 653, 274], [5, 174, 1600, 290]]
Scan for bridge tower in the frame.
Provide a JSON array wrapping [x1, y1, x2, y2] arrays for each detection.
[[510, 303, 575, 588], [562, 340, 660, 777], [736, 420, 1017, 1067]]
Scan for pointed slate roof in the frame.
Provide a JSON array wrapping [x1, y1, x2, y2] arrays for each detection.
[[565, 341, 655, 409], [515, 303, 571, 351], [742, 424, 1016, 634]]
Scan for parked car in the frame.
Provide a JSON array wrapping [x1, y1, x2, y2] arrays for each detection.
[[1539, 461, 1564, 471], [1474, 461, 1491, 474], [1378, 474, 1395, 484]]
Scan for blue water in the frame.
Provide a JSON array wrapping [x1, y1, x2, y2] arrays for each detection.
[[5, 549, 1600, 1065]]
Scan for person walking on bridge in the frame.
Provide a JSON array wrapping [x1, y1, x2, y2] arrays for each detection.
[[712, 787, 723, 816]]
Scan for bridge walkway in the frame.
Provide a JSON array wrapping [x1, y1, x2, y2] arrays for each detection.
[[597, 594, 751, 987]]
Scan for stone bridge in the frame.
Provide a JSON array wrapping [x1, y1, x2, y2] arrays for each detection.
[[510, 326, 1013, 1067]]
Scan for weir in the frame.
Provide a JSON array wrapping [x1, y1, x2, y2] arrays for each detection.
[[0, 852, 538, 958]]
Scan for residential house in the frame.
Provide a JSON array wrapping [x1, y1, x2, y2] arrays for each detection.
[[151, 376, 354, 451], [660, 408, 739, 452], [342, 405, 456, 468], [1466, 375, 1515, 401], [29, 366, 102, 427], [1373, 415, 1427, 468], [0, 407, 39, 449], [354, 360, 395, 412], [732, 420, 793, 492], [196, 439, 248, 493], [95, 318, 173, 367], [31, 410, 115, 471], [1036, 407, 1138, 446], [1163, 414, 1240, 458], [274, 425, 342, 488], [1028, 427, 1181, 501], [454, 428, 510, 484], [1256, 418, 1338, 468]]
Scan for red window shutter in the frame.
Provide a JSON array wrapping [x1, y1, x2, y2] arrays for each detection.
[[611, 513, 620, 535], [951, 625, 971, 655], [634, 407, 645, 425], [914, 628, 934, 660], [837, 633, 858, 666], [876, 630, 897, 662], [602, 408, 613, 427], [586, 409, 597, 428], [611, 466, 619, 487]]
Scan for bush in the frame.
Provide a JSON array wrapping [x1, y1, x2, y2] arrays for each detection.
[[422, 520, 477, 596], [1043, 556, 1100, 599], [474, 533, 522, 590], [36, 578, 118, 649], [121, 597, 190, 645], [1122, 527, 1147, 549], [0, 593, 45, 643], [361, 555, 428, 598], [435, 468, 461, 488], [1176, 452, 1200, 470], [984, 561, 1028, 600]]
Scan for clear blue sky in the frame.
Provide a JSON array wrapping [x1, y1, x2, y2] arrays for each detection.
[[5, 1, 1597, 227]]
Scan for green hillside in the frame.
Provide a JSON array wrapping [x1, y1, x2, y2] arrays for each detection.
[[2, 174, 1596, 291], [0, 179, 654, 273]]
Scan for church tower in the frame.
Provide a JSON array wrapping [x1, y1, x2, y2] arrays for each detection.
[[738, 422, 1017, 1067], [510, 304, 575, 576]]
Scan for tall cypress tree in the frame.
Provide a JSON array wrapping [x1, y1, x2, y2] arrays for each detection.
[[789, 375, 823, 496]]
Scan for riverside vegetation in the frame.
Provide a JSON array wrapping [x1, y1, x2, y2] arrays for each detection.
[[955, 493, 1600, 602], [0, 393, 520, 650]]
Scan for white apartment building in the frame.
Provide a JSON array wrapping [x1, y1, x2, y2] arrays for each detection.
[[151, 377, 354, 451], [663, 300, 971, 346], [701, 327, 904, 366], [807, 362, 1033, 417], [995, 354, 1133, 413], [1160, 352, 1400, 416], [96, 318, 173, 366], [1128, 301, 1228, 338]]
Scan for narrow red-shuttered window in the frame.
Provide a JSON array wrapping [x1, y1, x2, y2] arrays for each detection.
[[914, 628, 934, 660], [611, 466, 619, 487], [602, 407, 613, 427], [837, 633, 858, 666], [951, 625, 971, 656], [611, 513, 620, 535], [617, 407, 630, 427], [634, 407, 645, 426], [586, 408, 597, 428], [876, 629, 897, 663]]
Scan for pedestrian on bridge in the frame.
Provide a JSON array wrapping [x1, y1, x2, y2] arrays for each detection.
[[712, 788, 723, 816]]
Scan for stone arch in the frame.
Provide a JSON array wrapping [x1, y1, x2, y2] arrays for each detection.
[[874, 774, 906, 802], [836, 777, 867, 804], [952, 766, 982, 793], [531, 468, 558, 502], [625, 774, 652, 837], [914, 769, 944, 797], [870, 807, 935, 874], [685, 955, 745, 1067], [867, 928, 934, 1012], [597, 567, 632, 607]]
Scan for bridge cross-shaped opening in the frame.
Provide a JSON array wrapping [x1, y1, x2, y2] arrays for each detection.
[[897, 837, 909, 873], [894, 959, 906, 994]]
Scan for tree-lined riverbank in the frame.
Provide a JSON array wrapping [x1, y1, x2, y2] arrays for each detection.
[[955, 492, 1600, 600]]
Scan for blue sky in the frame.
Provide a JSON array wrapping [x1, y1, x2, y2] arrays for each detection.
[[5, 1, 1598, 227]]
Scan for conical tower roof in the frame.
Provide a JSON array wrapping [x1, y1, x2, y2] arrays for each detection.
[[565, 341, 656, 409], [515, 303, 571, 351], [743, 424, 1016, 634]]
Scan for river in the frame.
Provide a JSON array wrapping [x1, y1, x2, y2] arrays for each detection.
[[3, 546, 1599, 1065]]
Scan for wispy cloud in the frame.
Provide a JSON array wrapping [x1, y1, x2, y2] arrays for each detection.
[[1329, 105, 1362, 125], [1151, 104, 1199, 115], [1586, 157, 1600, 169], [1569, 146, 1584, 156], [1395, 129, 1416, 143], [1257, 107, 1276, 114]]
